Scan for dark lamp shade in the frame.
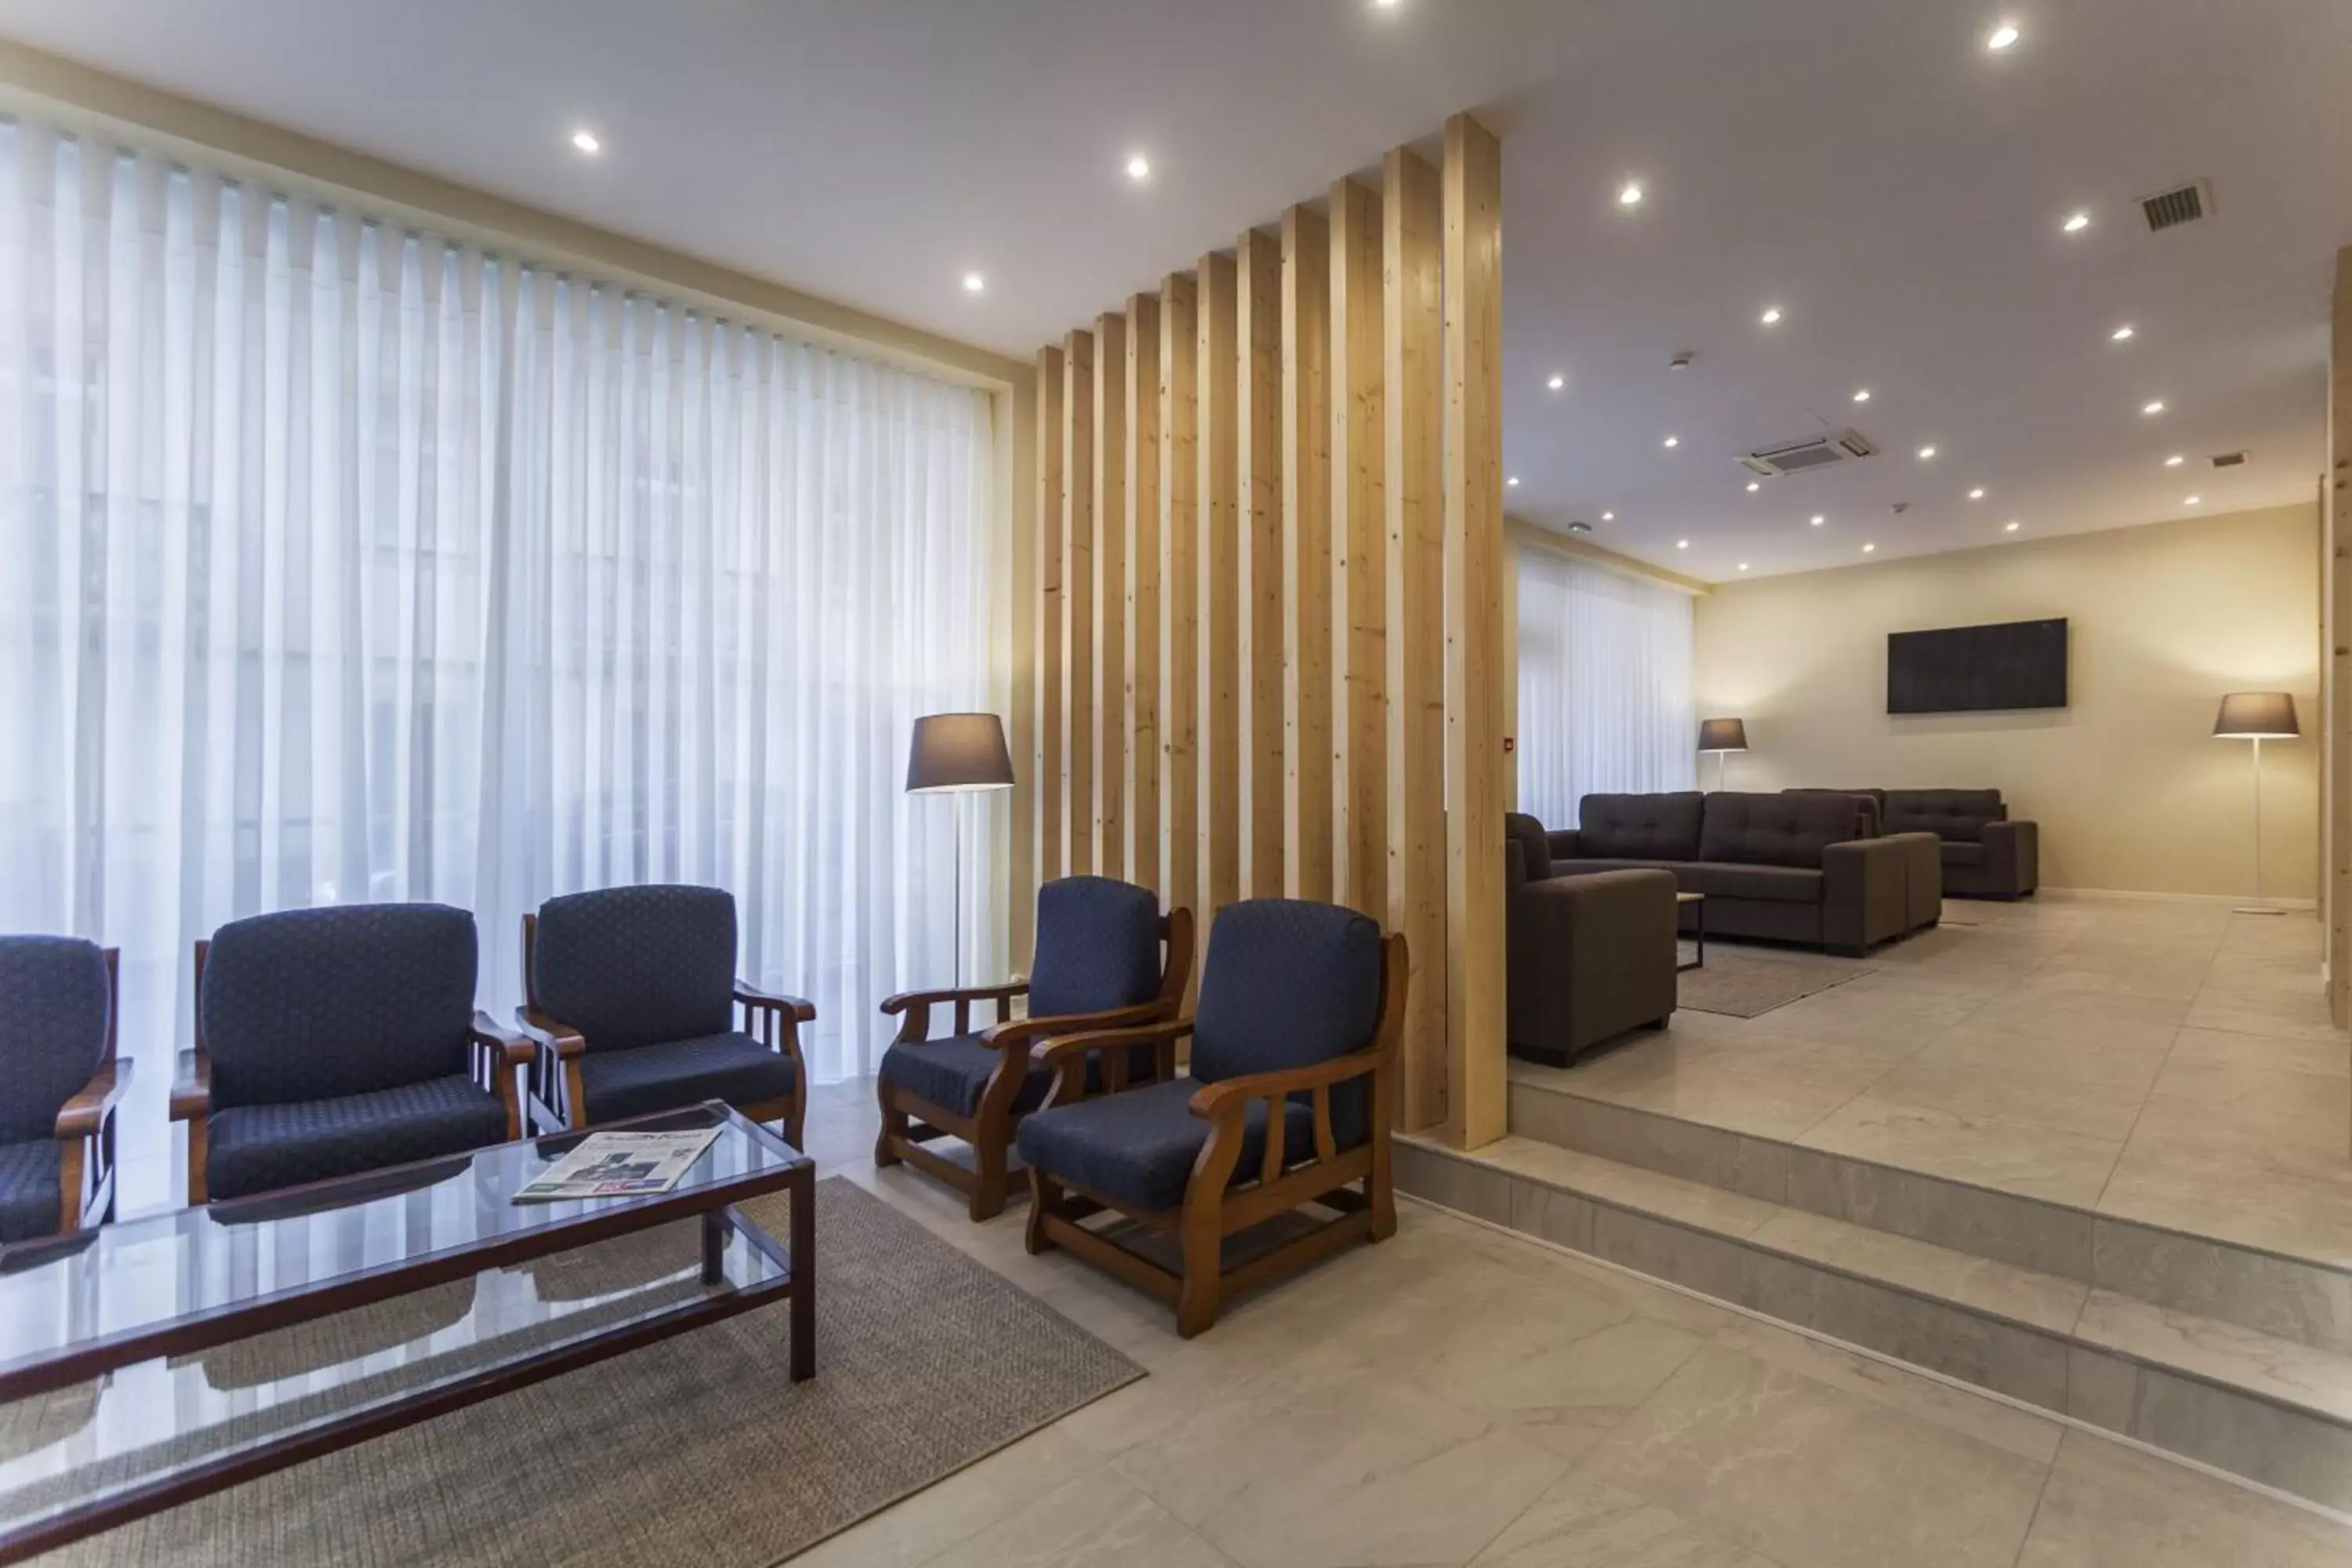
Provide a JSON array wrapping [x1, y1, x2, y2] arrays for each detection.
[[2212, 692, 2299, 739], [906, 713, 1015, 792], [1697, 717, 1748, 753]]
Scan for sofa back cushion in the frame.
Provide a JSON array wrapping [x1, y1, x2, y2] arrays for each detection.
[[1699, 792, 1859, 868], [533, 885, 737, 1053], [1029, 876, 1163, 1018], [1578, 793, 1704, 861], [1503, 813, 1554, 884], [0, 935, 110, 1143], [1883, 789, 2006, 841], [1192, 899, 1384, 1149], [202, 904, 477, 1109], [1784, 789, 1883, 837]]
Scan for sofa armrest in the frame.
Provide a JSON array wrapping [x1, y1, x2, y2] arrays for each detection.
[[1820, 837, 1911, 954], [1544, 829, 1582, 862], [1506, 868, 1679, 1060], [1984, 819, 2038, 894]]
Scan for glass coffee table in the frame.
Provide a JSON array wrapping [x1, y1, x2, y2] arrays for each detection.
[[0, 1102, 812, 1563]]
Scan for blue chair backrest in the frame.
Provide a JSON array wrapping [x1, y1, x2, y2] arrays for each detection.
[[1191, 899, 1384, 1145], [0, 935, 110, 1145], [201, 904, 477, 1109], [533, 884, 737, 1052], [1029, 876, 1162, 1019]]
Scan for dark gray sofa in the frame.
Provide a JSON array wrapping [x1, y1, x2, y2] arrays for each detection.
[[1786, 786, 2039, 900], [1544, 792, 1940, 956], [1504, 815, 1678, 1066]]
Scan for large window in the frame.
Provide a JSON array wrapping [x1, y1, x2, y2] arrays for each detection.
[[0, 117, 1000, 1105], [1515, 544, 1695, 826]]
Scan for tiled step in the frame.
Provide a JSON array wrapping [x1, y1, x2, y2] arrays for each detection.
[[1393, 1131, 2352, 1512]]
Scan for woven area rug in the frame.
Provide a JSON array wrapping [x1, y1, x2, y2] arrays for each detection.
[[1677, 949, 1872, 1017], [30, 1178, 1142, 1567]]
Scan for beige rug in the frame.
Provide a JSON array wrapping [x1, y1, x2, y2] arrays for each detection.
[[24, 1178, 1142, 1567], [1677, 949, 1872, 1017]]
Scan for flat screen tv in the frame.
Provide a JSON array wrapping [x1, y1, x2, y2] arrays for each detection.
[[1886, 617, 2067, 713]]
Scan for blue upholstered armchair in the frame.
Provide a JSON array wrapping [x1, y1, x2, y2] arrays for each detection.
[[875, 876, 1191, 1221], [1017, 898, 1404, 1337], [515, 885, 814, 1145], [0, 938, 131, 1242], [170, 905, 528, 1204]]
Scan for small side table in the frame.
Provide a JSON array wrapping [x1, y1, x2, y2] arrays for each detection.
[[1677, 891, 1706, 972]]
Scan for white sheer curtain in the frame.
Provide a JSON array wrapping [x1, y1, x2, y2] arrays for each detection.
[[0, 118, 999, 1106], [1515, 543, 1696, 827]]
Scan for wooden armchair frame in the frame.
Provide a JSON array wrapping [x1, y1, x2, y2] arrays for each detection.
[[876, 906, 1193, 1221], [45, 946, 131, 1236], [1025, 931, 1404, 1338], [513, 913, 814, 1147], [172, 938, 532, 1206]]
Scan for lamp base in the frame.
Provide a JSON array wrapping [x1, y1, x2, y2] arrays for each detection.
[[2231, 905, 2286, 916]]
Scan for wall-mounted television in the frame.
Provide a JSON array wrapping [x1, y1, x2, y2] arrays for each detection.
[[1886, 617, 2067, 713]]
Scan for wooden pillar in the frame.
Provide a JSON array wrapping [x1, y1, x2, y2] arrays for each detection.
[[1442, 112, 1508, 1150], [1008, 368, 1039, 964], [1062, 330, 1095, 876], [1160, 274, 1200, 935], [1033, 344, 1065, 887], [1197, 253, 1242, 936], [1384, 148, 1446, 1133], [1094, 313, 1128, 880], [1126, 293, 1163, 895], [1236, 228, 1286, 898], [1330, 178, 1385, 922], [1282, 203, 1334, 902], [2330, 246, 2352, 1031]]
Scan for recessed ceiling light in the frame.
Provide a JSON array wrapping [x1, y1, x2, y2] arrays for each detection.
[[2063, 211, 2091, 234], [2163, 454, 2184, 466], [1968, 487, 1986, 500], [1663, 435, 1680, 448], [2142, 400, 2166, 416], [1862, 543, 1876, 554], [1737, 563, 1751, 572], [569, 129, 602, 155], [1374, 0, 1402, 8], [1546, 373, 1566, 390], [1746, 481, 1761, 493], [1601, 510, 1616, 521], [1987, 20, 2021, 50], [2184, 495, 2202, 506], [1507, 474, 1520, 487], [1675, 538, 1690, 550], [1126, 154, 1152, 182], [962, 271, 985, 294], [2111, 325, 2136, 342], [2005, 520, 2020, 532], [1809, 514, 1825, 527], [1852, 388, 1872, 403], [1917, 445, 1937, 460], [1618, 181, 1645, 207], [1760, 306, 1784, 326]]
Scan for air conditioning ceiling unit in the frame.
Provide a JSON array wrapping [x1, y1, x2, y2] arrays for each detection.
[[1740, 429, 1877, 477]]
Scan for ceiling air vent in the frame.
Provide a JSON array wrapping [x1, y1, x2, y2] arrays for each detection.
[[2140, 180, 2213, 233], [1739, 429, 1877, 477], [2210, 450, 2249, 469]]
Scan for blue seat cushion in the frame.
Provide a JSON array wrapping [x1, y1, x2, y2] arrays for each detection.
[[880, 1035, 1047, 1120], [0, 1139, 62, 1243], [0, 936, 110, 1145], [1190, 899, 1385, 1149], [575, 1031, 795, 1124], [1014, 1077, 1315, 1213], [205, 1073, 508, 1201], [1029, 876, 1163, 1018], [534, 885, 739, 1054]]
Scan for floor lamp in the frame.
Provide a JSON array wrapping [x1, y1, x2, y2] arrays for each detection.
[[906, 713, 1016, 983], [2212, 692, 2297, 916], [1697, 717, 1748, 792]]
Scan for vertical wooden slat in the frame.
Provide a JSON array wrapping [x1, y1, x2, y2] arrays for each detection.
[[1443, 112, 1508, 1151], [1197, 252, 1242, 932], [1282, 203, 1334, 902], [1330, 177, 1387, 923], [1125, 292, 1163, 894], [1033, 345, 1065, 888], [1237, 227, 1286, 898], [1094, 313, 1128, 880], [1384, 148, 1446, 1134], [1160, 273, 1201, 938], [1062, 330, 1095, 877], [2330, 246, 2352, 1032], [1008, 367, 1039, 964]]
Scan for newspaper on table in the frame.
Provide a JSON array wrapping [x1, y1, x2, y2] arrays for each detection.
[[513, 1127, 725, 1203]]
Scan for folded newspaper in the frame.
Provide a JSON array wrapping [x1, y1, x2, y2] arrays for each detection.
[[514, 1127, 724, 1203]]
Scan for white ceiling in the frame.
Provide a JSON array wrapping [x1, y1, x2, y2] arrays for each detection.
[[2, 0, 2347, 580]]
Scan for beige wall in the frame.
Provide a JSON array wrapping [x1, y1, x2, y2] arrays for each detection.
[[1693, 503, 2322, 900]]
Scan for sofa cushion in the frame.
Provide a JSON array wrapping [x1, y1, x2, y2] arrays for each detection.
[[1014, 1076, 1315, 1212], [1676, 862, 1827, 904], [0, 936, 109, 1145], [0, 1139, 61, 1243], [1578, 793, 1704, 861], [880, 1034, 1046, 1120], [1191, 899, 1383, 1152], [1699, 793, 1858, 869], [575, 1029, 796, 1123], [534, 885, 739, 1053], [205, 1073, 508, 1200], [1883, 789, 2006, 841], [1785, 789, 1882, 837], [201, 905, 477, 1110], [1029, 877, 1162, 1018], [1940, 841, 1987, 866], [1551, 857, 1687, 878], [1504, 814, 1554, 884]]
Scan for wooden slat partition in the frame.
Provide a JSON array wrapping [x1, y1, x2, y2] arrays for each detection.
[[1196, 252, 1243, 934], [1282, 203, 1334, 902], [1442, 113, 1508, 1148], [1330, 178, 1386, 923], [1062, 331, 1095, 876], [1236, 227, 1286, 898], [1384, 147, 1447, 1134], [1093, 312, 1127, 880], [1160, 272, 1200, 940], [1033, 344, 1065, 886], [2331, 246, 2352, 1032], [1125, 292, 1163, 893], [1008, 361, 1039, 964]]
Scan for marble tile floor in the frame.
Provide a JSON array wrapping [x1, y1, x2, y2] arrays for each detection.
[[1536, 896, 2352, 1267]]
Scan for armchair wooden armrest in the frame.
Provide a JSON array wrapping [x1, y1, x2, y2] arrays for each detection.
[[736, 982, 817, 1024], [55, 1058, 133, 1140], [1189, 1045, 1390, 1185], [880, 979, 1029, 1041], [1029, 1017, 1195, 1106], [510, 1007, 587, 1058], [470, 1011, 532, 1139], [979, 999, 1170, 1054], [471, 1011, 535, 1065], [171, 1047, 212, 1122]]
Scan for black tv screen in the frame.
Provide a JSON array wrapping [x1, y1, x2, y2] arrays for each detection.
[[1886, 618, 2067, 713]]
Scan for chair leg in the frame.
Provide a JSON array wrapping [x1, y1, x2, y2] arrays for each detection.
[[970, 1124, 1009, 1221], [784, 1087, 807, 1152], [1368, 1134, 1397, 1243], [874, 1078, 907, 1168], [1176, 1200, 1224, 1338], [1025, 1168, 1060, 1255]]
